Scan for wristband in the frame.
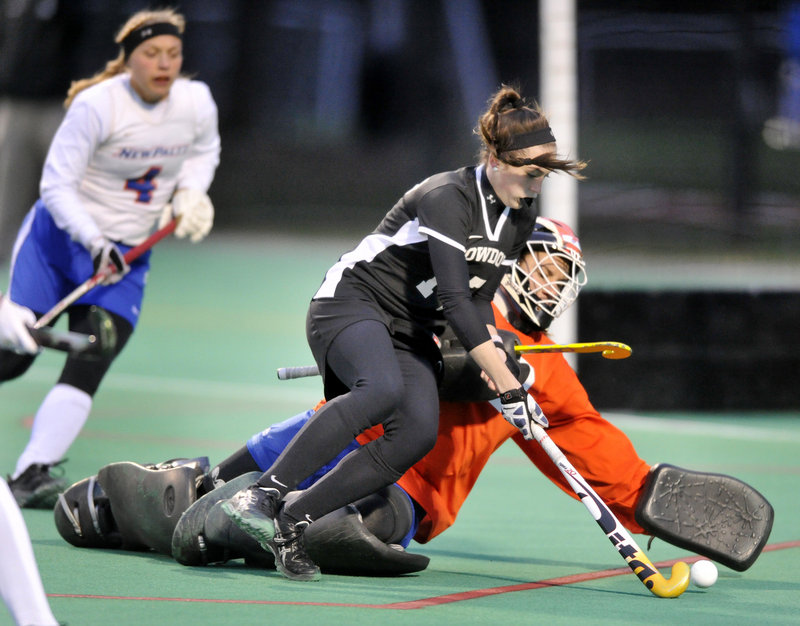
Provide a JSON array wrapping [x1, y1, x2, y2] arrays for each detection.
[[500, 387, 526, 403]]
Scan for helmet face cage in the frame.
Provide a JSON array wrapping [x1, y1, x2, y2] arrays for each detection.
[[508, 219, 587, 330]]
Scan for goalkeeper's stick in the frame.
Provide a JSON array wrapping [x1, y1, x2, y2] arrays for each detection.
[[276, 340, 632, 379], [515, 341, 631, 360], [33, 218, 179, 330], [530, 421, 690, 598]]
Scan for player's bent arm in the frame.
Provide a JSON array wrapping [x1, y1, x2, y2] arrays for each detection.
[[468, 340, 520, 393]]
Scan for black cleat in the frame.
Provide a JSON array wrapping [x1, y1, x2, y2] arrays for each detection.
[[7, 462, 67, 509], [269, 507, 321, 582], [220, 484, 279, 546]]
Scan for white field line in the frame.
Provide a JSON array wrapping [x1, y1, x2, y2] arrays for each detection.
[[17, 366, 320, 403], [15, 369, 800, 441], [605, 412, 800, 442]]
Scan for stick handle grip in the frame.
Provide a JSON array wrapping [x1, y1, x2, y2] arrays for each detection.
[[28, 326, 94, 353], [277, 365, 320, 380]]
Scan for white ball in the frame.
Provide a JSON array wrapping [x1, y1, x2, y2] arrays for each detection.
[[690, 559, 718, 588]]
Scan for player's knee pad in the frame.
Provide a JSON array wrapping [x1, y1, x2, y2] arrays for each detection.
[[634, 463, 774, 571], [54, 475, 123, 550], [0, 348, 36, 382], [58, 307, 133, 395]]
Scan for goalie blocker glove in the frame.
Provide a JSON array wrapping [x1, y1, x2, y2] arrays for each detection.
[[500, 387, 548, 438], [492, 333, 521, 380]]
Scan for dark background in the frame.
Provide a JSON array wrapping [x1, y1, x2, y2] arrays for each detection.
[[2, 0, 798, 409]]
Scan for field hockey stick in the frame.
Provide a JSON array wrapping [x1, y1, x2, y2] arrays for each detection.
[[33, 218, 179, 330], [28, 306, 117, 359], [515, 341, 631, 360], [277, 364, 320, 380], [277, 340, 632, 379], [530, 421, 690, 598]]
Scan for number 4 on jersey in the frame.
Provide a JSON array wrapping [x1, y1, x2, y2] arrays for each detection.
[[125, 166, 162, 203]]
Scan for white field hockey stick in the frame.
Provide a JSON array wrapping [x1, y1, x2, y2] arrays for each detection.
[[33, 218, 179, 330], [530, 421, 690, 598], [515, 341, 631, 360], [276, 340, 632, 379]]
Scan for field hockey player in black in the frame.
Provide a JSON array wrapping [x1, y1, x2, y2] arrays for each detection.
[[222, 84, 587, 581]]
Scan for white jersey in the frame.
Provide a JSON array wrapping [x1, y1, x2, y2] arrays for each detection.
[[40, 73, 220, 247]]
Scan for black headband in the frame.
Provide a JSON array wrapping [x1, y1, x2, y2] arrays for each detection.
[[505, 127, 556, 151], [122, 22, 181, 59]]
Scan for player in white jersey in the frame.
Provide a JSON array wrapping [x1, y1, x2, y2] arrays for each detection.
[[222, 85, 586, 581], [0, 292, 59, 626], [2, 9, 220, 510]]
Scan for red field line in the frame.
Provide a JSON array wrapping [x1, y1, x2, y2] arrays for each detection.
[[48, 540, 800, 610]]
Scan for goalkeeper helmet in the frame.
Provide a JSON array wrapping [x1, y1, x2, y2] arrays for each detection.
[[500, 217, 587, 331]]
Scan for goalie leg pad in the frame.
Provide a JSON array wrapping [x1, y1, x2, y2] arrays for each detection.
[[352, 485, 416, 546], [173, 479, 429, 575], [634, 463, 774, 571], [54, 476, 123, 549], [97, 460, 206, 555], [171, 471, 271, 567], [303, 498, 429, 576]]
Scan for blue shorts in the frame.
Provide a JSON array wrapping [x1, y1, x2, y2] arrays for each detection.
[[8, 201, 151, 327], [247, 409, 419, 548]]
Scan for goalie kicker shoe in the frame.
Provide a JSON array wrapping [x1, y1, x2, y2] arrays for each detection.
[[220, 484, 280, 546], [635, 463, 774, 571], [269, 506, 321, 582], [7, 462, 68, 509]]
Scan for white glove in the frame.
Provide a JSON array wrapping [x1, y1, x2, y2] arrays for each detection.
[[0, 294, 38, 354], [160, 189, 214, 243], [499, 387, 549, 439], [88, 236, 130, 285]]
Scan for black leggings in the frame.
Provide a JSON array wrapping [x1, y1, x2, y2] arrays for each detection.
[[0, 305, 133, 396], [260, 319, 440, 523]]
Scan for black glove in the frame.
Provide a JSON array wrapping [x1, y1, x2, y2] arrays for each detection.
[[89, 237, 129, 285]]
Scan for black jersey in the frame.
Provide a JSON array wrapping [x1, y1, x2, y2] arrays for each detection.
[[313, 165, 538, 350]]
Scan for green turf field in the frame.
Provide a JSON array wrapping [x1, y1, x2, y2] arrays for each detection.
[[2, 233, 799, 625]]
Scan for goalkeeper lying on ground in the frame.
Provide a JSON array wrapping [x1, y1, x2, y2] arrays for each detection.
[[54, 218, 773, 576]]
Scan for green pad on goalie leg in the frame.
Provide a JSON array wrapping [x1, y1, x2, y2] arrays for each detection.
[[634, 463, 774, 571]]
